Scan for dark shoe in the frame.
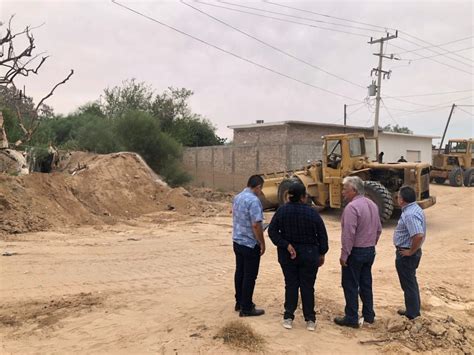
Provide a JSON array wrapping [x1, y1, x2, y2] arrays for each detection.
[[397, 309, 406, 316], [364, 318, 375, 324], [235, 302, 255, 312], [239, 308, 265, 317], [334, 316, 359, 328]]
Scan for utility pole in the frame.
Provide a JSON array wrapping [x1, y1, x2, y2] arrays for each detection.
[[343, 104, 347, 133], [438, 103, 456, 154], [368, 31, 398, 138]]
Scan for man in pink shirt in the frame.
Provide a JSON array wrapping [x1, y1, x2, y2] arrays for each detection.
[[334, 176, 382, 328]]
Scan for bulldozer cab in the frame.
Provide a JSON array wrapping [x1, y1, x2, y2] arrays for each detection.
[[434, 139, 473, 170], [322, 133, 369, 207]]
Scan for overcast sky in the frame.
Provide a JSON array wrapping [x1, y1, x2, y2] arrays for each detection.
[[1, 0, 473, 144]]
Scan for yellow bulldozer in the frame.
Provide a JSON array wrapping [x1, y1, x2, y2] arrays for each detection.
[[430, 138, 473, 187], [259, 133, 436, 222]]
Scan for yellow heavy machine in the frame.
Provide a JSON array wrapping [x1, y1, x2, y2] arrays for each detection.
[[260, 133, 436, 222], [430, 138, 473, 187]]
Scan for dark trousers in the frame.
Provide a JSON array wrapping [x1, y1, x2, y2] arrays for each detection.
[[234, 242, 261, 312], [342, 246, 376, 324], [278, 245, 319, 322], [396, 249, 422, 319]]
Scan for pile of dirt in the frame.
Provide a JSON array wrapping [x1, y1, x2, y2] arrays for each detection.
[[377, 315, 471, 353], [187, 187, 234, 203], [0, 151, 221, 235]]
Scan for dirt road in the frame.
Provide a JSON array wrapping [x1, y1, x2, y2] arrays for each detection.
[[1, 184, 473, 354]]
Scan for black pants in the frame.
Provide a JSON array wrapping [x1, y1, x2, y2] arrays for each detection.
[[341, 246, 376, 324], [278, 245, 319, 322], [234, 242, 261, 312], [396, 249, 422, 319]]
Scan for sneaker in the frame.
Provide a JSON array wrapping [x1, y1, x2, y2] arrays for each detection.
[[397, 309, 406, 316], [334, 316, 359, 328], [306, 320, 316, 331], [282, 318, 293, 329]]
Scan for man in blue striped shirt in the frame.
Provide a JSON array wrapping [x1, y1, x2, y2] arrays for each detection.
[[232, 175, 266, 317], [393, 185, 426, 319]]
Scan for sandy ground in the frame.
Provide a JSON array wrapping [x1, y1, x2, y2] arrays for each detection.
[[0, 184, 473, 354]]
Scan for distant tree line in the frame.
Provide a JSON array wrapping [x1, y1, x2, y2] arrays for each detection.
[[1, 79, 225, 185]]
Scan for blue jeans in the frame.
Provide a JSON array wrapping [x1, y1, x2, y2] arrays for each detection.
[[278, 244, 320, 322], [234, 242, 261, 312], [342, 246, 376, 324], [395, 249, 422, 319]]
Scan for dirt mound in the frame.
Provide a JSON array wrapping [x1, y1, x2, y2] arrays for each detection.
[[377, 315, 471, 353], [0, 151, 217, 235], [187, 186, 234, 203]]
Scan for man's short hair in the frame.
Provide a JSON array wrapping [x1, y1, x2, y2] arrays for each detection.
[[399, 185, 416, 203], [342, 176, 365, 195], [288, 182, 306, 203], [247, 175, 264, 188]]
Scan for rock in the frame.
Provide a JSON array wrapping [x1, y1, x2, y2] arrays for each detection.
[[428, 322, 446, 336], [447, 328, 464, 342], [410, 322, 423, 335], [387, 317, 407, 333]]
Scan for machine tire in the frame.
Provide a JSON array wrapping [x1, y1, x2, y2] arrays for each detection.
[[363, 181, 394, 223], [448, 167, 463, 187], [433, 177, 446, 184], [463, 168, 474, 187], [277, 178, 301, 205]]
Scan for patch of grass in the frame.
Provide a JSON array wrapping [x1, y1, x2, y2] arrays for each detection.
[[215, 320, 265, 352]]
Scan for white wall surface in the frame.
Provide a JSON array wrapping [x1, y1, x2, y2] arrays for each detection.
[[379, 134, 433, 163]]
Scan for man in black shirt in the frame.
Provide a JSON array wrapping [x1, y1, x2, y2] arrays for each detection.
[[268, 182, 329, 331]]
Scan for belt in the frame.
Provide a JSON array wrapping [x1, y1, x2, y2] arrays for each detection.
[[396, 246, 410, 251]]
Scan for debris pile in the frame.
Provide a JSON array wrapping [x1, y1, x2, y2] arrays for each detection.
[[0, 151, 227, 235], [380, 315, 471, 353]]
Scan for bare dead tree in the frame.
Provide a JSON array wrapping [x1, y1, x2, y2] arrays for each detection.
[[0, 14, 74, 145]]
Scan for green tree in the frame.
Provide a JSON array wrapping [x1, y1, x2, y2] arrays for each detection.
[[102, 79, 153, 119], [383, 124, 413, 134]]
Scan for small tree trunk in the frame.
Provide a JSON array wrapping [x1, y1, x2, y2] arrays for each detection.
[[0, 112, 9, 149]]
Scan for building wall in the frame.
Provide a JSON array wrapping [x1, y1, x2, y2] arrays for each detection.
[[184, 125, 434, 191], [378, 134, 433, 163]]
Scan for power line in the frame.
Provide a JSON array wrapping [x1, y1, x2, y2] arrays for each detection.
[[399, 30, 473, 65], [181, 0, 365, 89], [380, 98, 400, 126], [263, 0, 396, 32], [386, 95, 472, 113], [455, 107, 473, 117], [195, 0, 371, 38], [389, 42, 473, 75], [218, 0, 386, 34], [397, 35, 472, 68], [384, 96, 434, 107], [262, 1, 473, 71], [386, 89, 473, 99], [110, 0, 363, 103], [407, 46, 474, 62], [394, 35, 474, 59]]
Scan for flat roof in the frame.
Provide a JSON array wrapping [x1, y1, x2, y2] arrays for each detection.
[[228, 120, 439, 139]]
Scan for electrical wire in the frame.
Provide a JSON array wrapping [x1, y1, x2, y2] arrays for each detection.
[[195, 0, 371, 38], [219, 0, 386, 34], [385, 95, 472, 114], [397, 35, 472, 68], [399, 30, 473, 65], [407, 46, 473, 62], [181, 0, 365, 89], [394, 35, 473, 59], [263, 0, 395, 32], [380, 98, 400, 126], [455, 107, 473, 117], [390, 42, 473, 75], [111, 0, 364, 102], [262, 1, 473, 69], [386, 89, 473, 99]]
